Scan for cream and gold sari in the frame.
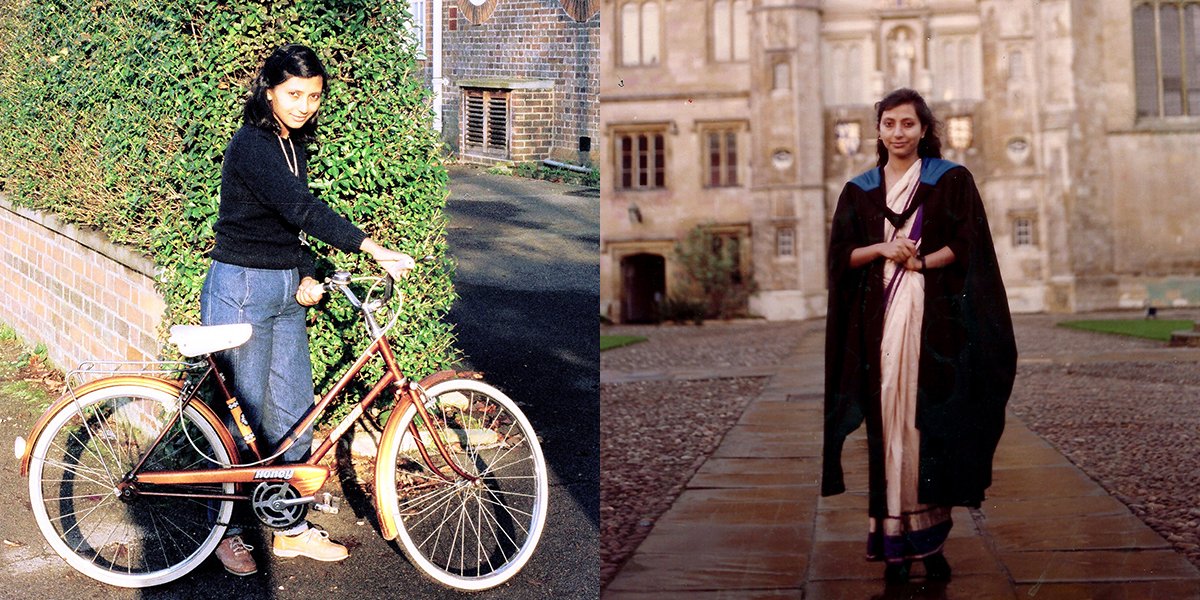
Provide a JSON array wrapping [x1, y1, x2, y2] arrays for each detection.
[[867, 159, 953, 563]]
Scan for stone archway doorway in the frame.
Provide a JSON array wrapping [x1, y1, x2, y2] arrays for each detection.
[[620, 253, 665, 323]]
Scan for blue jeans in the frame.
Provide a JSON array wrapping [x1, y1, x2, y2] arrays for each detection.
[[200, 261, 314, 463]]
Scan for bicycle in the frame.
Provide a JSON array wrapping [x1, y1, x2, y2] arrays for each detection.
[[14, 269, 549, 590]]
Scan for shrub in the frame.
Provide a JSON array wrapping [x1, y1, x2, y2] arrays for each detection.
[[659, 295, 706, 325], [673, 225, 757, 320], [0, 0, 457, 422]]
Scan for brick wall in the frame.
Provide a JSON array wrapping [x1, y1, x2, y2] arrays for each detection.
[[510, 88, 556, 162], [0, 196, 164, 371], [442, 0, 599, 164]]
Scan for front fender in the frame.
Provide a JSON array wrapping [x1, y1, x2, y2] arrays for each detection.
[[373, 370, 482, 541]]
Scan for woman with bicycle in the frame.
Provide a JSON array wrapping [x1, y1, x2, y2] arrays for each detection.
[[201, 43, 413, 576], [822, 88, 1017, 583]]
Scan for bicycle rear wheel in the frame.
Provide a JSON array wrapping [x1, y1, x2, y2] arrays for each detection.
[[378, 378, 549, 590], [26, 383, 234, 588]]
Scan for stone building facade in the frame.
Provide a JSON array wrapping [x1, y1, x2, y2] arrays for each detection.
[[600, 0, 1200, 322], [414, 0, 600, 165]]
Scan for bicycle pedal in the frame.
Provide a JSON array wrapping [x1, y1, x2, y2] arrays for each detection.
[[313, 492, 340, 515]]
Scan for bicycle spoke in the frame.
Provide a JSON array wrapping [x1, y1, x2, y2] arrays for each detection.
[[482, 492, 522, 549], [396, 480, 461, 517], [150, 501, 206, 559], [473, 492, 517, 563], [455, 490, 482, 574], [477, 487, 539, 500], [479, 488, 534, 530], [408, 486, 461, 536], [85, 504, 124, 568], [39, 491, 115, 503], [76, 408, 122, 482], [53, 490, 117, 533], [419, 487, 458, 559], [37, 457, 115, 489], [50, 429, 120, 485], [474, 449, 535, 480], [92, 402, 134, 468], [451, 494, 467, 575]]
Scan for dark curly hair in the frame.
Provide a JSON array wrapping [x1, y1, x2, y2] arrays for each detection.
[[874, 88, 942, 168], [243, 44, 328, 143]]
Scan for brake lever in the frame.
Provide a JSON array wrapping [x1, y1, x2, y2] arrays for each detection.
[[381, 274, 394, 302]]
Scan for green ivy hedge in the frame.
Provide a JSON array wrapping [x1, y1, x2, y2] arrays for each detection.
[[0, 0, 457, 420]]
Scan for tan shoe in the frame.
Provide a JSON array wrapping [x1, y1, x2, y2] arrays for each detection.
[[272, 528, 349, 562], [214, 535, 257, 576]]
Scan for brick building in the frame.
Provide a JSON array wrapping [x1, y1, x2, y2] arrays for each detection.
[[408, 0, 600, 165], [601, 0, 1200, 322]]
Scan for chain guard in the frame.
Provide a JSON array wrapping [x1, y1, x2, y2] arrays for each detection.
[[251, 481, 308, 529]]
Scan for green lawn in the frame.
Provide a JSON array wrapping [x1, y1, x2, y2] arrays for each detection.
[[1056, 319, 1194, 342], [600, 335, 647, 351]]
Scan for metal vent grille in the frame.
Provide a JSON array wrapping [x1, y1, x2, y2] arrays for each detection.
[[462, 88, 509, 157]]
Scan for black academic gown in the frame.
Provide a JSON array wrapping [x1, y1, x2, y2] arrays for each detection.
[[822, 158, 1017, 516]]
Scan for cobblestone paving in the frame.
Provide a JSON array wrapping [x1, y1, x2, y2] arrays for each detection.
[[599, 321, 807, 587], [1012, 363, 1200, 569], [1007, 310, 1200, 571]]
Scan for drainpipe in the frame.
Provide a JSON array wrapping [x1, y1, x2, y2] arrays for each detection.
[[432, 0, 444, 132]]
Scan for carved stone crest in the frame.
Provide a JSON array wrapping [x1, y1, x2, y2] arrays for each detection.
[[560, 0, 598, 22], [457, 0, 498, 25]]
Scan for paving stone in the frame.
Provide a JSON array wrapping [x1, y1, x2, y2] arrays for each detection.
[[991, 439, 1071, 469], [984, 513, 1170, 551], [803, 574, 1017, 599], [807, 537, 1003, 582], [605, 552, 807, 592], [736, 400, 821, 427], [604, 590, 802, 600], [1012, 580, 1200, 599], [654, 487, 817, 528], [711, 425, 822, 458], [1000, 549, 1200, 583], [987, 465, 1109, 499], [818, 491, 869, 512], [814, 507, 977, 543], [602, 315, 1200, 595], [977, 495, 1131, 523], [635, 522, 810, 558], [688, 457, 821, 489]]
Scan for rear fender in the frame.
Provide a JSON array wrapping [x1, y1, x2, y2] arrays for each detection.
[[18, 376, 237, 477]]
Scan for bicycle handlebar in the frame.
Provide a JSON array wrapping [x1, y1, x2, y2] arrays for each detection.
[[320, 256, 434, 337]]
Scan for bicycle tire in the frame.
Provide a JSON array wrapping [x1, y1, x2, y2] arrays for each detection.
[[377, 378, 549, 590], [26, 382, 234, 588]]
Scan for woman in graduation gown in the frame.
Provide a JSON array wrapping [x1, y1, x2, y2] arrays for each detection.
[[822, 88, 1017, 583]]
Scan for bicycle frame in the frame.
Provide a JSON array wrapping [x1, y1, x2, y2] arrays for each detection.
[[130, 332, 476, 495], [16, 275, 484, 541]]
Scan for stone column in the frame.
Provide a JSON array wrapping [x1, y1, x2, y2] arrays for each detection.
[[747, 0, 827, 320]]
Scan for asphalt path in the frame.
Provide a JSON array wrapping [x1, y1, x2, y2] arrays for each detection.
[[0, 166, 600, 599]]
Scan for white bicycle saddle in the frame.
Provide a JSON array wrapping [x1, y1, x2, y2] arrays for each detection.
[[168, 324, 253, 358]]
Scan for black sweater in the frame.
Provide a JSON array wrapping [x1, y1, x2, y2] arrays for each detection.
[[211, 125, 366, 279]]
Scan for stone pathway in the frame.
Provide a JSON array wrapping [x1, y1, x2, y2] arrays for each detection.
[[602, 321, 1200, 598]]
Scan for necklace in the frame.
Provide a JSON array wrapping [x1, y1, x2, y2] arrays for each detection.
[[277, 135, 299, 178], [276, 134, 309, 248]]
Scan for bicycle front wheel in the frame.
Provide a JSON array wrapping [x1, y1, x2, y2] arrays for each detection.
[[26, 383, 234, 588], [379, 378, 549, 590]]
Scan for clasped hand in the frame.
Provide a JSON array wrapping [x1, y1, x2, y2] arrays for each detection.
[[879, 237, 917, 264]]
